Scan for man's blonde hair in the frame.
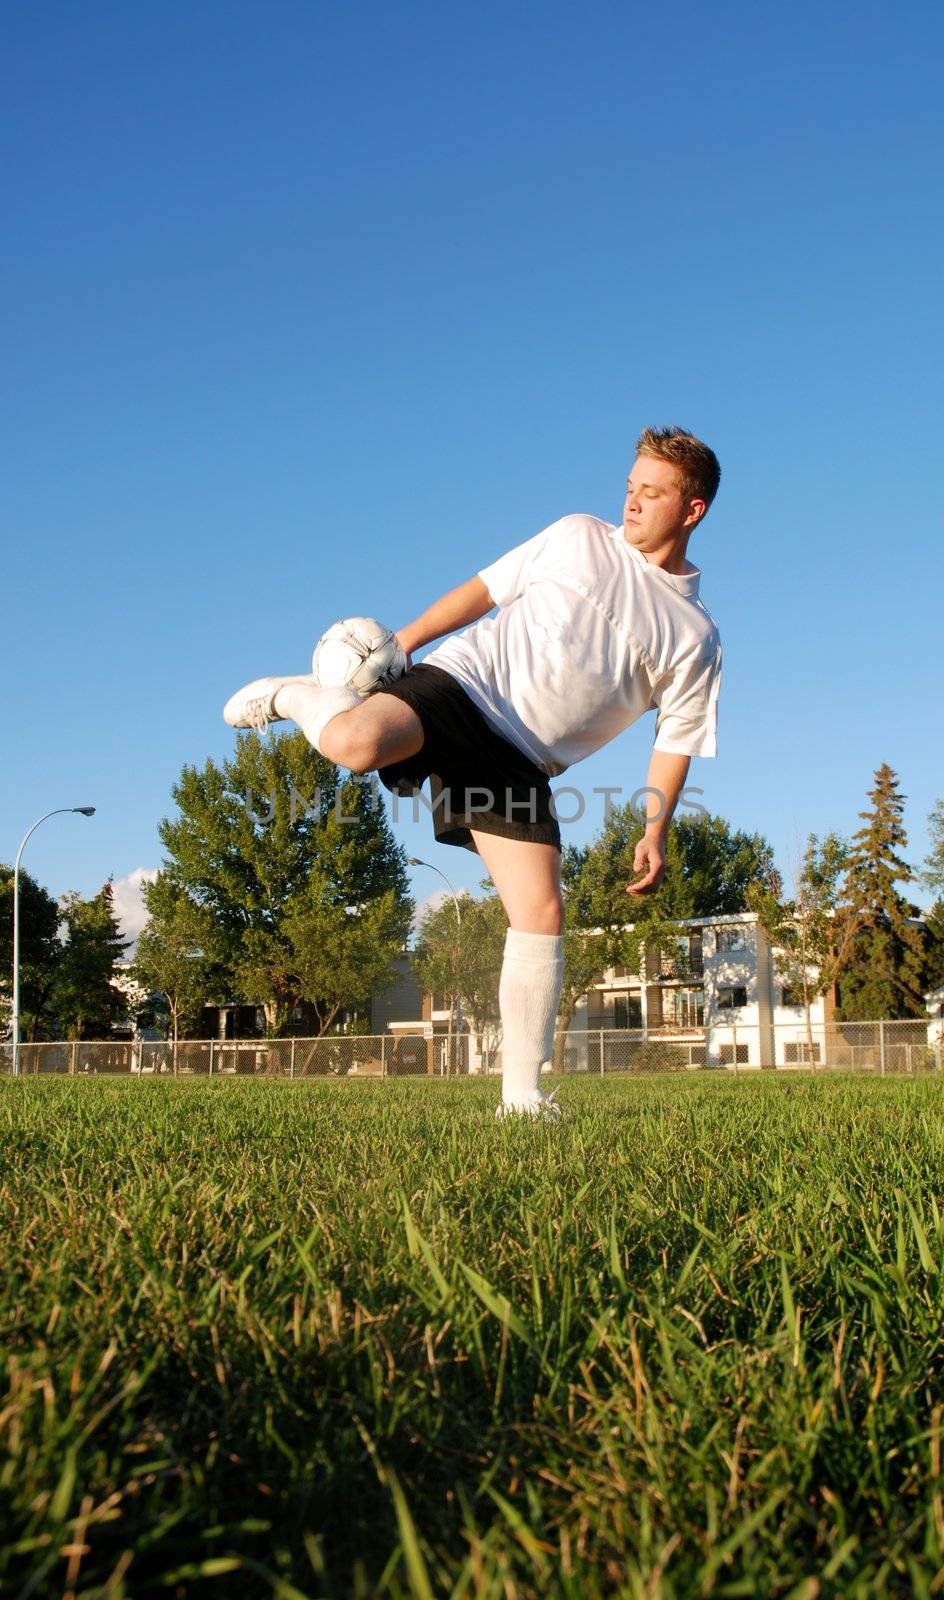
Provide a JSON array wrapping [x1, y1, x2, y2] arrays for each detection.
[[636, 426, 721, 513]]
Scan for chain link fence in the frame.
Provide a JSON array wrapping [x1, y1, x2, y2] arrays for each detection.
[[2, 1018, 941, 1078], [1, 1033, 472, 1078]]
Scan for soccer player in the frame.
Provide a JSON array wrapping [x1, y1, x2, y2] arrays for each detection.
[[224, 426, 722, 1115]]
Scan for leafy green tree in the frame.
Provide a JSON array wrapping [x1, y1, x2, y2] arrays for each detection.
[[132, 875, 221, 1050], [156, 731, 412, 1037], [412, 892, 507, 1062], [0, 866, 62, 1041], [835, 764, 926, 1019], [571, 805, 777, 929], [551, 845, 622, 1067], [923, 799, 944, 898], [569, 803, 777, 974], [51, 883, 128, 1040], [283, 869, 414, 1036], [747, 833, 852, 1057]]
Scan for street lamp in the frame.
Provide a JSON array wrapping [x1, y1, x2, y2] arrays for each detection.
[[11, 807, 96, 1076], [408, 856, 464, 1071]]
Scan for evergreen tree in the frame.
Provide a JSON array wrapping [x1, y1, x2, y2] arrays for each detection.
[[921, 901, 944, 994], [835, 764, 926, 1019], [157, 731, 412, 1036], [51, 883, 128, 1040], [0, 866, 62, 1041]]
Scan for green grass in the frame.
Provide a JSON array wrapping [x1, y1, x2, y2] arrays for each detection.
[[2, 1074, 944, 1598]]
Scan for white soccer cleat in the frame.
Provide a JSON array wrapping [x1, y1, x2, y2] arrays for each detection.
[[495, 1089, 563, 1121], [223, 675, 310, 734]]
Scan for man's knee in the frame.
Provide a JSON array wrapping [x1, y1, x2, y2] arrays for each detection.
[[537, 892, 565, 936], [508, 887, 564, 936], [319, 712, 378, 774]]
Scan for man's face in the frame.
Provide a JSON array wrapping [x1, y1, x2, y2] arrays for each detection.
[[622, 455, 703, 553]]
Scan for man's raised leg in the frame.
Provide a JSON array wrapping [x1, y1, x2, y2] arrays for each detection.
[[279, 686, 424, 772], [470, 831, 565, 1115], [225, 672, 425, 771]]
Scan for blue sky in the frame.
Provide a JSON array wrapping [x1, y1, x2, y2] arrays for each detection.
[[3, 0, 942, 937]]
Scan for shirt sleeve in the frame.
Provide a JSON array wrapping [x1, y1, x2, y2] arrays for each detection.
[[478, 519, 568, 607], [652, 637, 723, 758]]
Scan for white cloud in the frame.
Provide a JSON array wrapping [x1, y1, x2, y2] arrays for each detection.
[[411, 888, 454, 937], [112, 867, 158, 954]]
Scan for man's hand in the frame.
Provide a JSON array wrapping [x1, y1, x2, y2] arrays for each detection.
[[627, 835, 666, 896], [626, 749, 691, 896]]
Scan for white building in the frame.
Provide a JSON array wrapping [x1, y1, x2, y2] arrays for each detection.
[[400, 911, 838, 1073], [560, 912, 832, 1070]]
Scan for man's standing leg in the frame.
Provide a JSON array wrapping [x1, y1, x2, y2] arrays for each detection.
[[469, 832, 565, 1114]]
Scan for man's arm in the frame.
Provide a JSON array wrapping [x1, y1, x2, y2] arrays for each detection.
[[627, 749, 691, 896], [395, 575, 495, 661]]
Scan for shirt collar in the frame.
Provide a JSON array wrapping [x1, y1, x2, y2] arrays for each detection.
[[606, 521, 702, 598]]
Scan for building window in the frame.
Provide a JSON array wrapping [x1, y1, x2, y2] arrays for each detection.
[[652, 934, 704, 979], [781, 985, 803, 1008], [720, 1044, 749, 1064], [716, 927, 750, 952], [784, 1041, 821, 1063], [612, 992, 643, 1029], [717, 986, 748, 1010], [662, 987, 705, 1027]]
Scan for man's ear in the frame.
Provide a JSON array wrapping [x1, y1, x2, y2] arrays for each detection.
[[684, 497, 707, 530]]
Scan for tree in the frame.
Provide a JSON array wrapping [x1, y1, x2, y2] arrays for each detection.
[[923, 901, 944, 995], [567, 802, 778, 980], [132, 875, 220, 1053], [51, 883, 128, 1040], [834, 764, 926, 1019], [572, 804, 778, 930], [747, 833, 852, 1058], [283, 871, 414, 1036], [412, 892, 508, 1063], [0, 866, 62, 1040], [546, 845, 620, 1068], [923, 799, 944, 899], [156, 731, 412, 1037]]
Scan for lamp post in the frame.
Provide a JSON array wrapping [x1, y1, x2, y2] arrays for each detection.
[[408, 856, 463, 1074], [11, 807, 96, 1076]]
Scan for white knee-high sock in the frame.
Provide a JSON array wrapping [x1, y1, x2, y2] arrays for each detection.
[[274, 682, 360, 754], [498, 929, 564, 1106]]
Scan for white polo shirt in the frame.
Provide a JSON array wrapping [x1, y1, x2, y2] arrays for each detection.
[[425, 514, 722, 778]]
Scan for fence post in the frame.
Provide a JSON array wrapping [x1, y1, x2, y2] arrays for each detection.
[[599, 1028, 605, 1076], [879, 1020, 886, 1077], [70, 1040, 77, 1077], [208, 1038, 214, 1077], [380, 1034, 386, 1078], [732, 1019, 739, 1075], [290, 1036, 296, 1080]]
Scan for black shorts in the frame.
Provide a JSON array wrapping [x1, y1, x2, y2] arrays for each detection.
[[374, 664, 561, 853]]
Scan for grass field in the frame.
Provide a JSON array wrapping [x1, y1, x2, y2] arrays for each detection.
[[2, 1074, 944, 1599]]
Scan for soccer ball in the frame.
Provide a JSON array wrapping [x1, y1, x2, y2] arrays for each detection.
[[312, 617, 407, 696]]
